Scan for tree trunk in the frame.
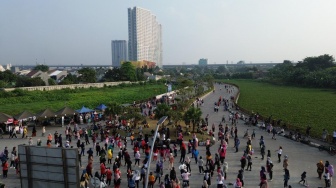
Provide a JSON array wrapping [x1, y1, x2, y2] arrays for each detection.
[[192, 121, 195, 133]]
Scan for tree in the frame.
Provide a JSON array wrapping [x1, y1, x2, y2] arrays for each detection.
[[120, 62, 137, 81], [167, 110, 183, 126], [104, 102, 123, 121], [16, 77, 45, 87], [34, 65, 49, 72], [296, 54, 335, 71], [0, 70, 17, 82], [78, 68, 96, 83], [59, 74, 79, 85], [184, 107, 202, 132], [154, 104, 171, 119], [103, 68, 122, 81], [136, 67, 145, 81], [123, 106, 144, 128], [48, 78, 57, 85], [216, 65, 227, 73]]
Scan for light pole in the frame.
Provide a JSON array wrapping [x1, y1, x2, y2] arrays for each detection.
[[145, 116, 168, 188]]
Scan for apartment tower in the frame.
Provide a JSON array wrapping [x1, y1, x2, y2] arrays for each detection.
[[128, 7, 162, 68], [111, 40, 127, 67]]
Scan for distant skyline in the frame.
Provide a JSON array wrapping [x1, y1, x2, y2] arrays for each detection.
[[1, 0, 336, 66]]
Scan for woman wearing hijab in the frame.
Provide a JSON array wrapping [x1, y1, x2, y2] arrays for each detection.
[[317, 160, 325, 179], [233, 178, 242, 188]]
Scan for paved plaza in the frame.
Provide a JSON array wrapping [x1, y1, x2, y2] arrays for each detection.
[[0, 83, 334, 188]]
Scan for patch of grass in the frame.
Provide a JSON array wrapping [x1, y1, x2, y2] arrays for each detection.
[[222, 79, 336, 138], [0, 84, 167, 115]]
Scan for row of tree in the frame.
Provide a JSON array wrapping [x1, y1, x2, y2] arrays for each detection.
[[267, 54, 336, 88], [0, 62, 159, 88], [104, 86, 205, 133]]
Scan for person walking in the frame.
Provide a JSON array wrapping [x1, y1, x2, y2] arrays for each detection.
[[284, 168, 290, 188], [234, 137, 240, 153], [168, 153, 174, 170], [198, 156, 204, 174], [193, 149, 199, 164], [328, 164, 334, 186], [2, 160, 9, 178], [246, 154, 252, 171], [317, 160, 325, 179], [223, 162, 228, 180], [42, 126, 46, 137], [185, 156, 191, 172], [261, 144, 265, 160], [299, 171, 307, 185], [283, 155, 289, 170], [267, 160, 274, 181], [324, 170, 331, 188], [277, 146, 283, 163]]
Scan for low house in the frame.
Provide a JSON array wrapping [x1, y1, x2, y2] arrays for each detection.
[[48, 70, 68, 83], [26, 70, 49, 85]]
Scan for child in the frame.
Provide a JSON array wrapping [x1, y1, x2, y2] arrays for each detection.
[[198, 156, 204, 174], [299, 171, 307, 185]]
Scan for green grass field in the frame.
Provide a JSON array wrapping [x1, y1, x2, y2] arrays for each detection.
[[222, 79, 336, 137], [0, 84, 166, 115]]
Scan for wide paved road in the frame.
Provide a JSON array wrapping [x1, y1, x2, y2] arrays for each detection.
[[1, 83, 334, 188]]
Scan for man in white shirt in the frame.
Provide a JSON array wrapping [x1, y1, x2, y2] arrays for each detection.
[[179, 163, 187, 174]]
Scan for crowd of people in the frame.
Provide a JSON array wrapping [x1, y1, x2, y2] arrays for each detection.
[[1, 83, 335, 188]]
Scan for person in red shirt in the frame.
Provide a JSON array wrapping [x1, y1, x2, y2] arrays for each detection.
[[100, 162, 106, 180], [114, 168, 121, 188], [2, 160, 9, 178], [105, 167, 112, 186]]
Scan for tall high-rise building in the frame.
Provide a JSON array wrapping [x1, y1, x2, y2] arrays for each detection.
[[128, 7, 162, 68], [111, 40, 127, 67]]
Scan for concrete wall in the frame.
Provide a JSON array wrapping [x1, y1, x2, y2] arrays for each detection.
[[2, 81, 132, 92]]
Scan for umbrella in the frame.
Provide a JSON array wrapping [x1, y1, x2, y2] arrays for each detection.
[[56, 106, 76, 116], [0, 112, 12, 122], [95, 104, 107, 111], [14, 111, 35, 120], [35, 108, 57, 119], [76, 106, 94, 113]]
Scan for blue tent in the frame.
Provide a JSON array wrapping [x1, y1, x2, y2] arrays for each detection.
[[76, 106, 94, 113], [95, 104, 107, 111]]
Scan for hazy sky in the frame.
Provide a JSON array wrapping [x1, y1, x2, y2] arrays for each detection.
[[1, 0, 336, 66]]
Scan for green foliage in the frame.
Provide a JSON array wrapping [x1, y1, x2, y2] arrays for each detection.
[[102, 68, 121, 82], [267, 55, 336, 88], [105, 102, 123, 117], [154, 104, 171, 119], [33, 65, 49, 72], [15, 77, 46, 87], [167, 110, 183, 126], [184, 107, 202, 132], [48, 78, 57, 85], [120, 62, 137, 81], [78, 68, 96, 83], [59, 74, 79, 85], [224, 79, 336, 137], [0, 84, 166, 115], [0, 70, 17, 83], [297, 54, 335, 71]]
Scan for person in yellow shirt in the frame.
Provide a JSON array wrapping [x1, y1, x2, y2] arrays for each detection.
[[22, 127, 27, 139], [148, 172, 155, 188], [107, 149, 113, 164]]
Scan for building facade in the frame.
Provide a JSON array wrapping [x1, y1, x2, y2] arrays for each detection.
[[199, 58, 208, 66], [112, 40, 127, 67], [128, 7, 162, 68]]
